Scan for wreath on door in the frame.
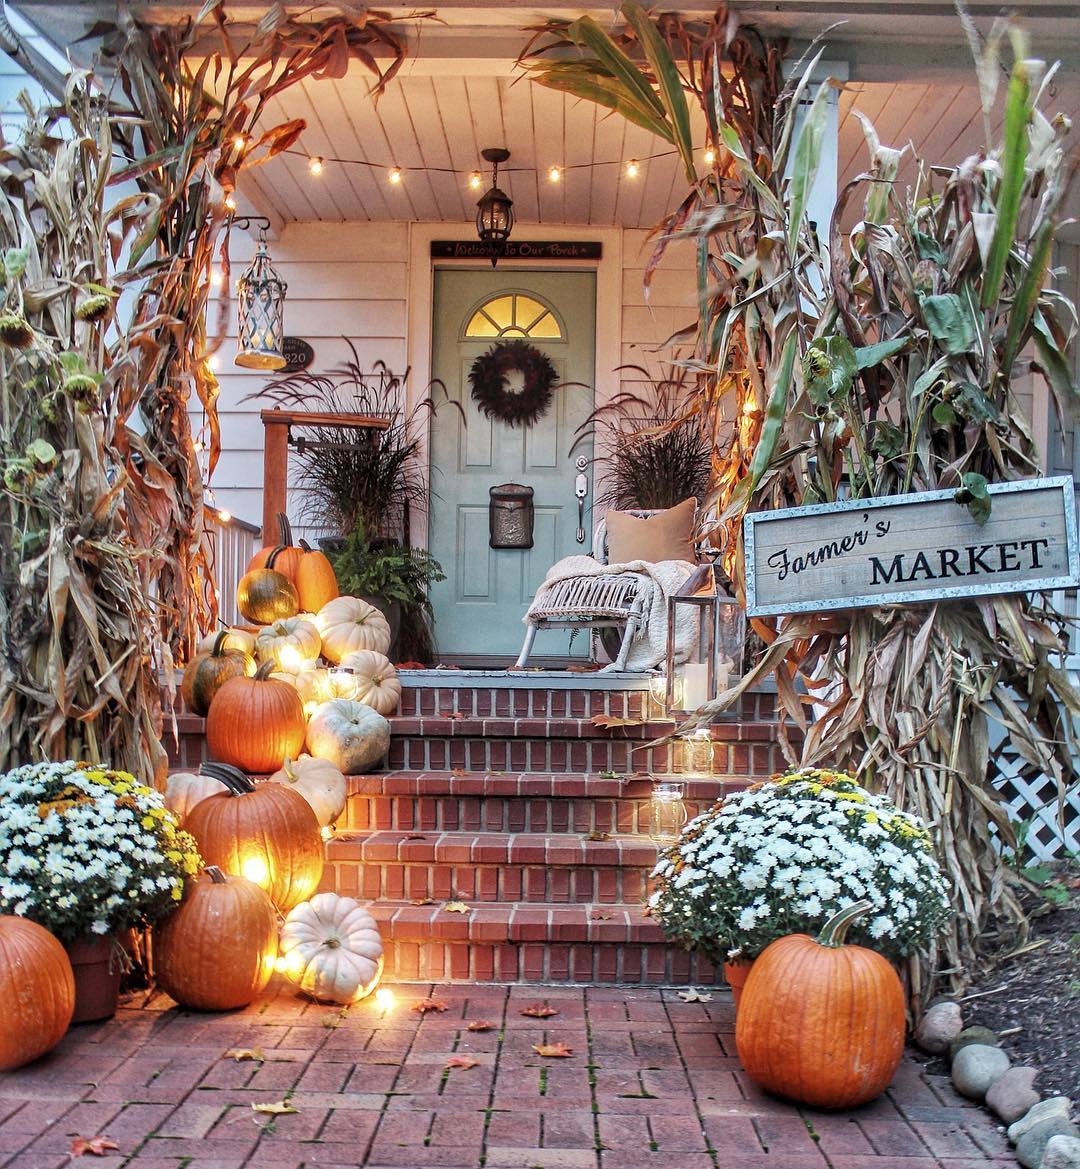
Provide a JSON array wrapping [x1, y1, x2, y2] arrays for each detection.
[[468, 339, 558, 428]]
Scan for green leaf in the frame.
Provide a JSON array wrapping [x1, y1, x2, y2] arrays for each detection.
[[912, 231, 946, 264], [565, 15, 665, 120], [747, 333, 797, 495], [920, 293, 976, 354], [1001, 216, 1054, 375], [870, 420, 904, 459], [528, 69, 674, 143], [981, 56, 1033, 309], [787, 81, 831, 254], [718, 123, 782, 215], [853, 337, 907, 371], [1032, 313, 1079, 410], [932, 401, 957, 427], [129, 203, 164, 267], [912, 356, 950, 398], [621, 1, 696, 183], [952, 381, 1002, 425], [954, 471, 991, 524], [803, 335, 857, 407]]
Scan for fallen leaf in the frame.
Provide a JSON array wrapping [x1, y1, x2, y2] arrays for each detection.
[[444, 901, 471, 914], [405, 833, 427, 840], [69, 1136, 118, 1158], [412, 998, 449, 1014], [467, 1019, 495, 1032], [677, 988, 713, 1003], [590, 714, 643, 728], [251, 1100, 298, 1115], [585, 830, 610, 842], [223, 1048, 265, 1062], [597, 770, 620, 779], [445, 1055, 479, 1069], [567, 663, 601, 672], [410, 897, 435, 906], [451, 768, 468, 777], [520, 1003, 558, 1018], [533, 1042, 573, 1058], [589, 910, 613, 920]]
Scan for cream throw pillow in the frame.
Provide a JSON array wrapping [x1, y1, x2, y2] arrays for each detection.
[[605, 498, 697, 564]]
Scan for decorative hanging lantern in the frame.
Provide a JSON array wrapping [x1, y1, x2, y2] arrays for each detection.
[[235, 223, 287, 370], [475, 147, 514, 267]]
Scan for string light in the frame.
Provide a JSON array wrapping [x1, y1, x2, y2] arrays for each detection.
[[548, 165, 561, 183], [468, 171, 482, 190], [210, 268, 223, 289], [233, 134, 247, 151], [217, 509, 232, 523], [388, 166, 402, 184], [193, 439, 205, 452], [224, 193, 237, 211], [625, 159, 640, 178], [703, 147, 716, 165], [308, 155, 324, 176], [207, 353, 220, 371]]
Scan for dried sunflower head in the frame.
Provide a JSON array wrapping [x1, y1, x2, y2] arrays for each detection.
[[3, 458, 37, 491], [63, 373, 100, 412], [0, 314, 34, 348], [26, 438, 58, 473], [75, 294, 112, 322], [39, 391, 65, 423]]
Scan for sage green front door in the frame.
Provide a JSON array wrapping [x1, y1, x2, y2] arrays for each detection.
[[428, 268, 596, 662]]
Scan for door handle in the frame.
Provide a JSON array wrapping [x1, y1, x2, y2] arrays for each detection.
[[574, 472, 588, 544]]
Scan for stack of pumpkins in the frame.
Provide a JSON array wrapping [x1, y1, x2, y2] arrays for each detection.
[[181, 514, 400, 780]]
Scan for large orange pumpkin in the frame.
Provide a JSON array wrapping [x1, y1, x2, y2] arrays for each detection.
[[0, 916, 75, 1071], [154, 867, 278, 1010], [735, 901, 906, 1109], [248, 513, 304, 578], [181, 630, 256, 716], [206, 660, 307, 773], [184, 764, 324, 912]]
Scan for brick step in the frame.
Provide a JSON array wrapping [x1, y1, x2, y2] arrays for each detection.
[[363, 899, 722, 985], [342, 770, 739, 833], [326, 829, 660, 905]]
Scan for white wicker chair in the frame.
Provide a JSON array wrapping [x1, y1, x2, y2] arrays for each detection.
[[515, 510, 665, 672]]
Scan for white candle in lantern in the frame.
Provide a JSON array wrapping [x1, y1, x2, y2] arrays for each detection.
[[680, 662, 710, 710]]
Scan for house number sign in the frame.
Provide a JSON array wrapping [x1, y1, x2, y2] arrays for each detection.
[[743, 476, 1079, 617]]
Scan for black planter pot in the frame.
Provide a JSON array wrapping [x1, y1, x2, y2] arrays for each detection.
[[318, 535, 347, 556], [362, 595, 401, 658]]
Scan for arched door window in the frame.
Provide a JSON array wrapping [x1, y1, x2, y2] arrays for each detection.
[[464, 292, 564, 340]]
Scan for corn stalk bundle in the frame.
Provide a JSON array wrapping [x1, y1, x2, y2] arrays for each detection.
[[523, 4, 1079, 996]]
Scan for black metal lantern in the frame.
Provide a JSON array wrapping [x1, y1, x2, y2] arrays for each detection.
[[475, 147, 514, 267], [234, 223, 287, 370]]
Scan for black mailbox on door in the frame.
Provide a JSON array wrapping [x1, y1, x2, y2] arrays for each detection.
[[489, 483, 534, 549]]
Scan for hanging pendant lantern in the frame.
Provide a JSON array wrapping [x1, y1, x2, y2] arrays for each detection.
[[475, 147, 514, 267], [235, 226, 287, 370]]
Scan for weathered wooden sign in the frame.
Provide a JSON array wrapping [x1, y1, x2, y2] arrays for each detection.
[[744, 476, 1079, 617], [430, 240, 602, 261]]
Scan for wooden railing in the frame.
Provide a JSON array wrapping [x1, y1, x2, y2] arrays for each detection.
[[204, 510, 261, 627]]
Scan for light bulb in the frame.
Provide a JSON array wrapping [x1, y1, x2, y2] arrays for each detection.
[[374, 987, 396, 1011], [193, 439, 205, 452], [217, 509, 232, 523], [704, 147, 716, 165], [388, 166, 402, 185], [548, 165, 561, 183], [309, 156, 324, 176], [241, 855, 269, 887], [468, 171, 482, 190], [233, 134, 247, 151], [625, 159, 639, 178], [278, 645, 304, 673], [207, 353, 220, 371], [224, 193, 237, 211], [210, 268, 223, 289]]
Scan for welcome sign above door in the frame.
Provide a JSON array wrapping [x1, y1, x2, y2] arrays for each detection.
[[744, 476, 1079, 617], [431, 240, 602, 260]]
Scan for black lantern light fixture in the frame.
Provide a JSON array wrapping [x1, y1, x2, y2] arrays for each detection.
[[475, 147, 514, 267], [233, 216, 288, 370]]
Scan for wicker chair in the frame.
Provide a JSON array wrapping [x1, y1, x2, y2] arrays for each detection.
[[515, 510, 667, 672]]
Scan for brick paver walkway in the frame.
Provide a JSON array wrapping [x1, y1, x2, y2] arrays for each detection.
[[0, 979, 1014, 1169]]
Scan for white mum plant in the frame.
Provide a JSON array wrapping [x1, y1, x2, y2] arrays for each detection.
[[650, 768, 950, 962], [0, 760, 201, 942]]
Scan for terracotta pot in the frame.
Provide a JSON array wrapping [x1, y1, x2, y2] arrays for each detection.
[[64, 936, 122, 1024], [723, 958, 755, 1008]]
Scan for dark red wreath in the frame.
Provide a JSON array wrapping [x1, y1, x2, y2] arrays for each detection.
[[468, 339, 558, 428]]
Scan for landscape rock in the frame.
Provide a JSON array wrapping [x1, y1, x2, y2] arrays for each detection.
[[914, 1001, 963, 1055], [1010, 1099, 1075, 1144], [949, 1025, 1002, 1061], [1016, 1120, 1079, 1169], [951, 1043, 1010, 1100], [1041, 1134, 1080, 1169], [986, 1066, 1041, 1124]]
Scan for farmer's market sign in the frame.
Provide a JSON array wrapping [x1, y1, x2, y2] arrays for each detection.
[[744, 476, 1079, 617]]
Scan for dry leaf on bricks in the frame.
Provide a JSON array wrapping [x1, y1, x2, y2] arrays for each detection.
[[467, 1020, 495, 1032], [251, 1101, 298, 1115], [521, 1003, 558, 1018], [412, 998, 449, 1014], [533, 1042, 573, 1058], [445, 1055, 479, 1069], [677, 988, 713, 1003], [224, 1048, 265, 1062], [69, 1137, 119, 1158]]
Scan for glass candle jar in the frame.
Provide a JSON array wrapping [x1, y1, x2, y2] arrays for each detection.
[[649, 781, 688, 843]]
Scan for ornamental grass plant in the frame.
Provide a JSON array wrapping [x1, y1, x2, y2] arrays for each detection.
[[0, 761, 201, 942], [650, 768, 950, 963]]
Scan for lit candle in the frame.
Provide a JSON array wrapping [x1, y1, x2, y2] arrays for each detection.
[[681, 662, 710, 710]]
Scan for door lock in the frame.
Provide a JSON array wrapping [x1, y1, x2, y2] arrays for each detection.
[[574, 472, 589, 544]]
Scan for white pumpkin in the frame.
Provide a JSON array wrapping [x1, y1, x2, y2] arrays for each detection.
[[255, 616, 321, 670], [279, 892, 383, 1003], [340, 650, 401, 716], [306, 699, 390, 775], [270, 754, 346, 827], [271, 660, 326, 704], [164, 770, 228, 825], [197, 627, 256, 657], [315, 596, 391, 663]]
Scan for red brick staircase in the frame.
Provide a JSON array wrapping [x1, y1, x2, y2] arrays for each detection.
[[167, 672, 792, 986]]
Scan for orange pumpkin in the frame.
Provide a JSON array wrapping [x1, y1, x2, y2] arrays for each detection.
[[735, 901, 906, 1109], [248, 512, 303, 580], [154, 867, 278, 1010], [294, 540, 339, 611], [183, 765, 324, 912], [181, 630, 256, 716], [206, 661, 307, 773], [0, 916, 75, 1071]]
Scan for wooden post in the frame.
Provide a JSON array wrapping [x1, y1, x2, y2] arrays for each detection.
[[262, 414, 290, 539]]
